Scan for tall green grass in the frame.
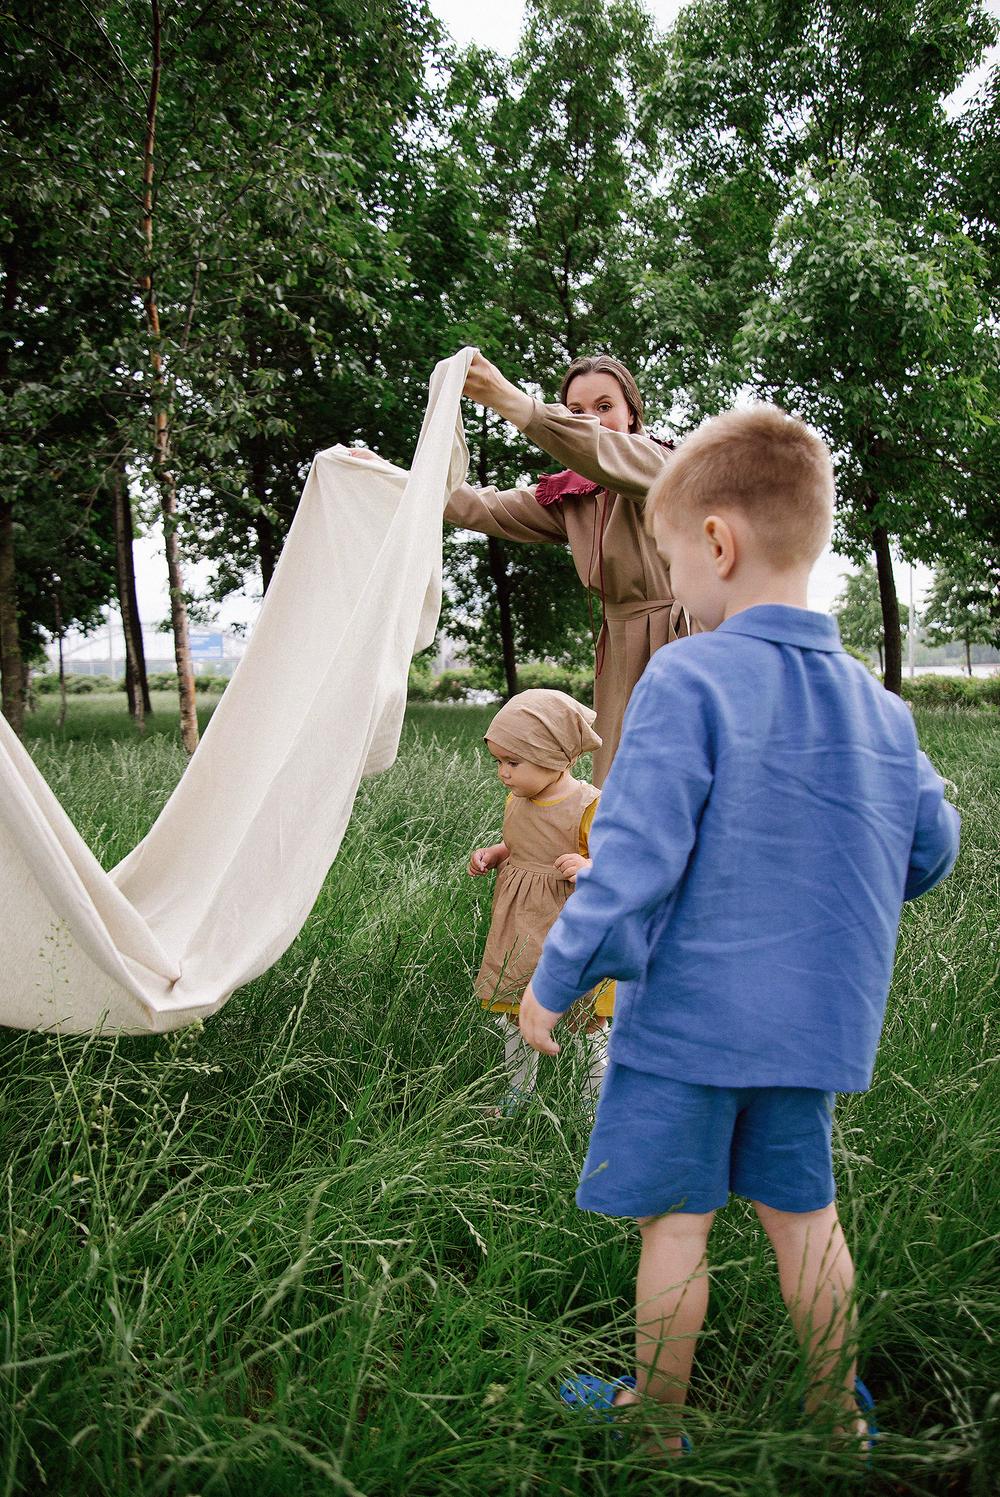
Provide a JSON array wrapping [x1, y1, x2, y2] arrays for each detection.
[[2, 699, 997, 1495]]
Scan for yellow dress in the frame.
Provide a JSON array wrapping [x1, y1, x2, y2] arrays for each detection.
[[475, 779, 615, 1018]]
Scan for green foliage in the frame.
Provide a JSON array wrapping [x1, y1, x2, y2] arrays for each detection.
[[921, 560, 1000, 661], [33, 671, 229, 697], [4, 0, 999, 715], [429, 667, 490, 702], [900, 673, 1000, 708], [834, 563, 908, 665], [737, 170, 995, 570], [513, 660, 595, 704], [0, 0, 445, 675], [645, 0, 999, 693]]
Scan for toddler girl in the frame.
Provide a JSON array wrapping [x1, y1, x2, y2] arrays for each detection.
[[468, 689, 613, 1114]]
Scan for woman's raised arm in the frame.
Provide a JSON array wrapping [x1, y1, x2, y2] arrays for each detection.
[[462, 353, 669, 503], [518, 403, 669, 502]]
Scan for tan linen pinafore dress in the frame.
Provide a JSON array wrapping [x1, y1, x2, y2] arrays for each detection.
[[446, 402, 688, 787], [476, 779, 613, 1018]]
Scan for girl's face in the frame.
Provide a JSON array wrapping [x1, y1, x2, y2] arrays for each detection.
[[564, 372, 635, 432], [486, 741, 564, 799]]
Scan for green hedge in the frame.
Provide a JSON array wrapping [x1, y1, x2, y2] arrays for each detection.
[[406, 662, 998, 710], [140, 672, 230, 694], [512, 660, 594, 703], [33, 672, 116, 694], [406, 660, 595, 705], [899, 673, 1000, 708], [32, 671, 231, 696]]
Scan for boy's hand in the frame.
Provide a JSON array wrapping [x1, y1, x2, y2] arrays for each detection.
[[345, 447, 377, 460], [554, 853, 591, 881], [519, 981, 561, 1055]]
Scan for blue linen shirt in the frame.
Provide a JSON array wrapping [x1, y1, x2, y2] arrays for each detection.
[[532, 606, 961, 1092]]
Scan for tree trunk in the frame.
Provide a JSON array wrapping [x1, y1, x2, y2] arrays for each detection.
[[965, 635, 972, 676], [871, 524, 901, 695], [0, 496, 23, 735], [161, 498, 198, 751], [479, 409, 518, 698], [112, 467, 151, 726], [256, 513, 276, 593], [0, 247, 24, 735], [142, 0, 198, 753], [54, 582, 67, 731], [251, 447, 276, 593], [487, 537, 519, 700]]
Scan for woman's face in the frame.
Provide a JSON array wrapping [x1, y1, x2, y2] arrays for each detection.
[[564, 372, 634, 432]]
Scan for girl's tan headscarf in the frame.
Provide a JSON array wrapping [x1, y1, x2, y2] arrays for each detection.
[[484, 689, 601, 770]]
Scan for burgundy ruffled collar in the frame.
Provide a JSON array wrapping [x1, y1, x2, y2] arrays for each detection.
[[534, 433, 675, 507]]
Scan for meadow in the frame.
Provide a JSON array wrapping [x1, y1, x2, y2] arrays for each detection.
[[2, 693, 997, 1496]]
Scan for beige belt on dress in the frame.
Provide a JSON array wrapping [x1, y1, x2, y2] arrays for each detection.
[[599, 598, 688, 683], [504, 859, 564, 876]]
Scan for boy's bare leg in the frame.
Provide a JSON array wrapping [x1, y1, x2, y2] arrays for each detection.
[[614, 1210, 715, 1454], [754, 1201, 864, 1439]]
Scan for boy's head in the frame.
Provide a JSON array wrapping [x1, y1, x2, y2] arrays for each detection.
[[644, 404, 834, 629]]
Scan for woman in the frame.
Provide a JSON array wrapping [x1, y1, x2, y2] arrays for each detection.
[[448, 352, 686, 785]]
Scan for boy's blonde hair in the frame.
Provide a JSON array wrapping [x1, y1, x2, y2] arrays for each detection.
[[645, 404, 834, 568]]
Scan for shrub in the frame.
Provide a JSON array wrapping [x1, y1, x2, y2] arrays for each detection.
[[35, 672, 124, 694], [407, 662, 436, 701], [514, 660, 594, 705], [431, 667, 492, 702], [418, 660, 595, 704], [900, 674, 999, 708]]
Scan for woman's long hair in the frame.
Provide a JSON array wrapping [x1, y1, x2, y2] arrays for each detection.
[[559, 355, 644, 433]]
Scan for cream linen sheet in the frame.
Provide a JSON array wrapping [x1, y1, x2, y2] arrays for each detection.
[[0, 348, 474, 1033]]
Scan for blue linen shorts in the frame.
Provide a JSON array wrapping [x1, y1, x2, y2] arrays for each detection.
[[577, 1062, 836, 1217]]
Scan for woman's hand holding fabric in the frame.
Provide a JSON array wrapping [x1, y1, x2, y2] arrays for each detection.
[[462, 353, 534, 428]]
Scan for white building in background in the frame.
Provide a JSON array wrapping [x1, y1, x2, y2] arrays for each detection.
[[45, 609, 246, 678]]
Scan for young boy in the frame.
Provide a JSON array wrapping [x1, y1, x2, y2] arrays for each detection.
[[518, 404, 960, 1452]]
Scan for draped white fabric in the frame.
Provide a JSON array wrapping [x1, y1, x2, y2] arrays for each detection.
[[0, 348, 474, 1034]]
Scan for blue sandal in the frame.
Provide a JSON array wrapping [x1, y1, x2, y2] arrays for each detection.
[[498, 1085, 533, 1117], [559, 1372, 637, 1422], [560, 1374, 692, 1451], [854, 1377, 878, 1459]]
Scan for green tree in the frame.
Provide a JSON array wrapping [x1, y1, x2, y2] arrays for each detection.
[[921, 560, 999, 675], [0, 0, 134, 733], [834, 562, 908, 674], [1, 0, 443, 741], [737, 169, 994, 695], [433, 0, 671, 694], [646, 0, 998, 694]]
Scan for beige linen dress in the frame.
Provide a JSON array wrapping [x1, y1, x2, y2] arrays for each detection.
[[446, 401, 687, 786], [476, 779, 613, 1018]]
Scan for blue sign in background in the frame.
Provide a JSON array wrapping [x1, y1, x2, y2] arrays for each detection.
[[190, 633, 224, 659]]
